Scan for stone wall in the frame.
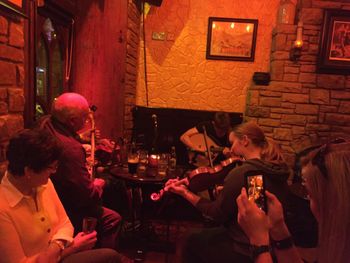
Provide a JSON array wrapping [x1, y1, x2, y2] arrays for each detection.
[[245, 0, 350, 164], [0, 15, 25, 176], [124, 0, 141, 139]]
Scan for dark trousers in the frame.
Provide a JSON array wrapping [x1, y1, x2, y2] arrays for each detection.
[[62, 248, 122, 263], [96, 207, 122, 249], [71, 207, 122, 250], [182, 227, 252, 263]]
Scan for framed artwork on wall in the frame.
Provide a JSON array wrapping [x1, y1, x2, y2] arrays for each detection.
[[206, 17, 258, 62], [317, 9, 350, 75], [0, 0, 27, 18]]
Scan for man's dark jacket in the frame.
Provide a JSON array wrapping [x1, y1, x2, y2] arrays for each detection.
[[39, 115, 103, 229]]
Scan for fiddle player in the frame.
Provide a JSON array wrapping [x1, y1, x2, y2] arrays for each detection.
[[180, 112, 232, 166], [37, 92, 122, 250], [165, 122, 292, 263]]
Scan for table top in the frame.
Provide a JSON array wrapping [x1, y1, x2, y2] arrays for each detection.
[[109, 165, 183, 185]]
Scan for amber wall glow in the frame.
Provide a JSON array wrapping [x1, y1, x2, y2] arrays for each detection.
[[136, 0, 279, 112]]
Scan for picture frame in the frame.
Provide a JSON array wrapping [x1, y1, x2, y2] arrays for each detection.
[[0, 0, 27, 18], [317, 9, 350, 75], [206, 17, 258, 62]]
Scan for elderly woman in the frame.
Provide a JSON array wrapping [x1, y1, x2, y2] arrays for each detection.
[[236, 139, 350, 263], [0, 129, 121, 263]]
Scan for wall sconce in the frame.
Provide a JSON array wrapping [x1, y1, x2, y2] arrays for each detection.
[[290, 21, 303, 61]]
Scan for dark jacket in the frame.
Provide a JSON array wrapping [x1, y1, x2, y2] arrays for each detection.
[[195, 158, 291, 255], [38, 115, 103, 228]]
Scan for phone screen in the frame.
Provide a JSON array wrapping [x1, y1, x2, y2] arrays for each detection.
[[245, 174, 267, 213]]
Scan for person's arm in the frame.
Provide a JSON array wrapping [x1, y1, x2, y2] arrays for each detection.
[[265, 192, 303, 263], [164, 177, 201, 206], [47, 180, 74, 243], [236, 189, 303, 263], [180, 127, 203, 152], [61, 231, 97, 260], [236, 188, 272, 263], [59, 145, 103, 203]]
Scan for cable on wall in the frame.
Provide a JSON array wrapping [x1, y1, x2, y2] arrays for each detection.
[[142, 0, 149, 106]]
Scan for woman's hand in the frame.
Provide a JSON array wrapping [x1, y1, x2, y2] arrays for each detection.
[[236, 188, 269, 245], [264, 191, 289, 240], [70, 231, 97, 253], [164, 177, 189, 197], [164, 177, 189, 190]]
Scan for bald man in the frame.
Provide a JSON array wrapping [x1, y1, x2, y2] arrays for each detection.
[[38, 93, 122, 249]]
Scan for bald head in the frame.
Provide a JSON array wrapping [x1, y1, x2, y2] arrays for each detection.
[[52, 93, 89, 131]]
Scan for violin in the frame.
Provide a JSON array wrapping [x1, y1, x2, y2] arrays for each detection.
[[150, 156, 243, 201], [187, 156, 242, 192]]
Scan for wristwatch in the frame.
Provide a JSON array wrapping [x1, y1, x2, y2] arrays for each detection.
[[272, 236, 294, 250], [51, 239, 67, 251], [50, 239, 67, 260], [250, 244, 270, 260]]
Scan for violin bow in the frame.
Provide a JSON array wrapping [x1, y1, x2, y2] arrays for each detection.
[[202, 125, 214, 168]]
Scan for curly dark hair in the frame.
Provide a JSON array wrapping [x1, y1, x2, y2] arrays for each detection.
[[6, 129, 62, 176]]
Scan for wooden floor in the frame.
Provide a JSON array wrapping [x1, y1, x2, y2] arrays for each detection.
[[119, 220, 204, 263]]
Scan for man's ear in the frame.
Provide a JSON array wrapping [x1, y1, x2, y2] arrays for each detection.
[[242, 135, 250, 147]]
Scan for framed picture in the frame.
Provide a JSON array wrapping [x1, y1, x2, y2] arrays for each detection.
[[317, 9, 350, 75], [206, 17, 258, 62], [0, 0, 27, 18]]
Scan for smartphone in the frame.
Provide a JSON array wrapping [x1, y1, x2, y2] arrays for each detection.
[[245, 173, 267, 213]]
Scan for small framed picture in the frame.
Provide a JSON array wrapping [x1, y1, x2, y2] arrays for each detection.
[[317, 9, 350, 75], [206, 17, 258, 62]]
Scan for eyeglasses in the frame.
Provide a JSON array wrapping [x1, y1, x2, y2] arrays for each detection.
[[311, 137, 346, 179]]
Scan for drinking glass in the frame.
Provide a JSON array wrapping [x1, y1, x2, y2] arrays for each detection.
[[158, 153, 169, 176], [138, 150, 148, 171], [82, 217, 97, 234], [128, 152, 139, 175]]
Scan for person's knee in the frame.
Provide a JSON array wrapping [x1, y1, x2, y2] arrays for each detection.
[[96, 248, 122, 263]]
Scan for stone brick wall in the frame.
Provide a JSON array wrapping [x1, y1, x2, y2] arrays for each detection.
[[124, 0, 141, 140], [245, 0, 350, 165], [0, 15, 25, 176]]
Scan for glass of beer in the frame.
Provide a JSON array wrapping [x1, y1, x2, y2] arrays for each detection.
[[128, 152, 139, 175]]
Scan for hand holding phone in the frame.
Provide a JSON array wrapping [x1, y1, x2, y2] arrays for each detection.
[[245, 173, 267, 213]]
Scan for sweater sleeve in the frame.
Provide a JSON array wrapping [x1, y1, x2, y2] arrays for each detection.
[[48, 180, 74, 243], [195, 165, 247, 223], [52, 143, 102, 215]]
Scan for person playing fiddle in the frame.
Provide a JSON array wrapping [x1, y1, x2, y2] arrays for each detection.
[[180, 112, 232, 166], [165, 122, 292, 263]]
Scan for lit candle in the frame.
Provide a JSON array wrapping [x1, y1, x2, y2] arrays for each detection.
[[294, 21, 303, 48], [148, 154, 159, 167]]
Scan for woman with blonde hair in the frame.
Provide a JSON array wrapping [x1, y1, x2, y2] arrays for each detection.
[[237, 139, 350, 263], [165, 121, 291, 263]]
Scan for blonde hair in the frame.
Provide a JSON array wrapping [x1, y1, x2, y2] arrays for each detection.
[[233, 122, 284, 164], [303, 142, 350, 263]]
